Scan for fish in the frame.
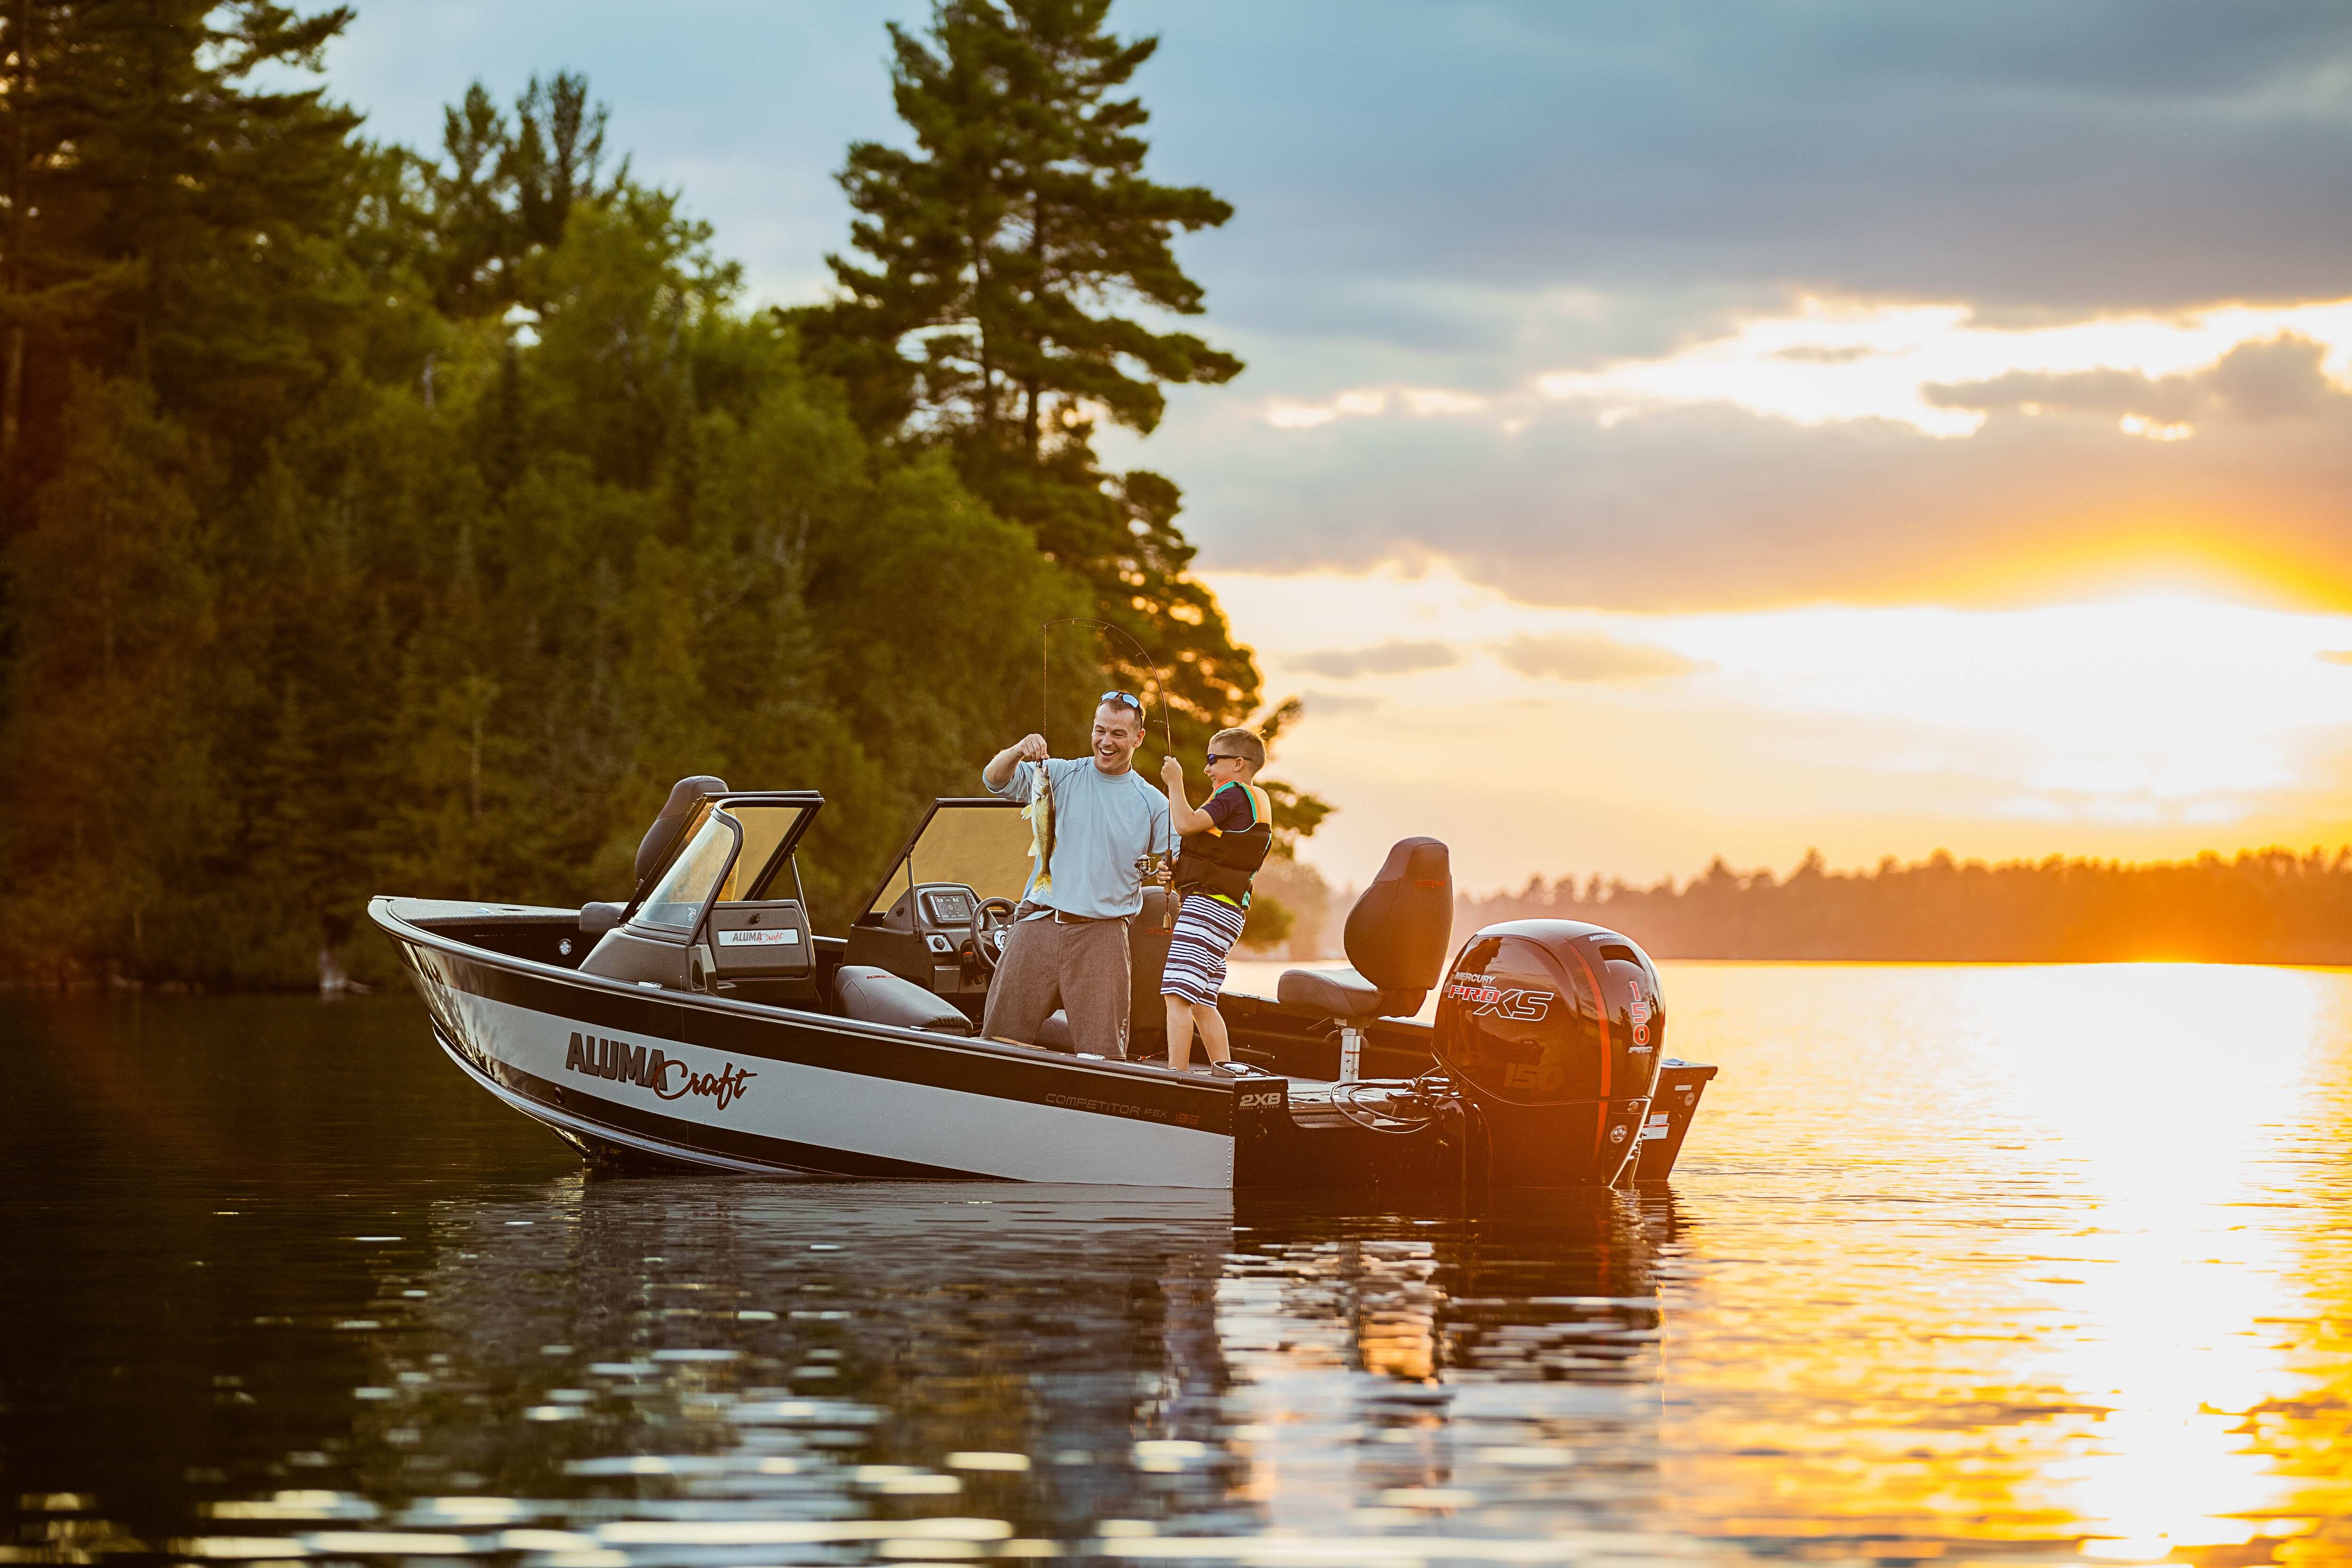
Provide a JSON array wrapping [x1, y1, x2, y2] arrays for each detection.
[[1023, 757, 1055, 894]]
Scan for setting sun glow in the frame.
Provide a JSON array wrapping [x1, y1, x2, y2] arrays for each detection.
[[1210, 565, 2352, 891]]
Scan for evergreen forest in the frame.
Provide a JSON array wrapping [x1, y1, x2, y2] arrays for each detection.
[[1461, 847, 2352, 966], [0, 0, 1322, 987]]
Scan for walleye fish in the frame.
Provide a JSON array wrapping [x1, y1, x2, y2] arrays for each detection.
[[1023, 757, 1056, 894]]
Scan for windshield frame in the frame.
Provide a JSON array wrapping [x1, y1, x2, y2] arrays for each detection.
[[621, 790, 825, 936], [855, 796, 1027, 923], [628, 808, 743, 936]]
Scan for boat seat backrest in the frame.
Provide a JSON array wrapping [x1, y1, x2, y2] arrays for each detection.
[[1276, 837, 1453, 1022], [1344, 837, 1453, 997], [833, 963, 973, 1036], [634, 774, 729, 887]]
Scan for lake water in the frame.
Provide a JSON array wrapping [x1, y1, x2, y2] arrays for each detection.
[[8, 962, 2352, 1567]]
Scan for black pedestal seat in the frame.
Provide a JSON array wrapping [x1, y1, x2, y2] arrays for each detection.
[[1277, 837, 1453, 1080], [1276, 967, 1384, 1018], [833, 964, 974, 1035]]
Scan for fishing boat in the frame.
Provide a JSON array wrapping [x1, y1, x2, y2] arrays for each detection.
[[369, 779, 1716, 1191]]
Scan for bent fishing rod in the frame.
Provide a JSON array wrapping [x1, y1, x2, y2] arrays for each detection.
[[1040, 616, 1177, 757]]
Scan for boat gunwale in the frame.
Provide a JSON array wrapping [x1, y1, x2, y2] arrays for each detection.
[[367, 894, 1256, 1099]]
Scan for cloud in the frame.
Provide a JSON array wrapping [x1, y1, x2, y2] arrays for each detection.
[[1142, 2, 2352, 321], [1234, 307, 2352, 454], [2208, 335, 2338, 422], [1289, 639, 1462, 678], [1295, 688, 1387, 717], [1497, 634, 1705, 682], [1264, 384, 1491, 430], [1113, 8, 2352, 613], [1527, 302, 2352, 439], [1923, 333, 2342, 438], [1147, 371, 2352, 611]]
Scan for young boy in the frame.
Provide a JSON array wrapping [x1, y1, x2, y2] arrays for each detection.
[[1156, 728, 1276, 1073]]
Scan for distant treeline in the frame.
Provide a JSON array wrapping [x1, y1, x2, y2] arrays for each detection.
[[1458, 848, 2352, 965], [0, 0, 1323, 987]]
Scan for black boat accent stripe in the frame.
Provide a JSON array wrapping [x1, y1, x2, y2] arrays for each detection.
[[380, 908, 1234, 1135], [438, 1027, 1001, 1179]]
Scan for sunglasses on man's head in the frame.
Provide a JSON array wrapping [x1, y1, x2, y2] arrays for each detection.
[[1098, 690, 1144, 716]]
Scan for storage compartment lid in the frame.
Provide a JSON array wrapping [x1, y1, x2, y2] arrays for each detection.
[[708, 899, 811, 976]]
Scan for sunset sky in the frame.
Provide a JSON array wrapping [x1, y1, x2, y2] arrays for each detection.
[[332, 2, 2352, 890]]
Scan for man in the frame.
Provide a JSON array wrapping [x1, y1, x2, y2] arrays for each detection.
[[980, 693, 1172, 1056]]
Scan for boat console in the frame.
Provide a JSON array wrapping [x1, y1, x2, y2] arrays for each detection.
[[845, 879, 997, 1001], [574, 780, 826, 1005]]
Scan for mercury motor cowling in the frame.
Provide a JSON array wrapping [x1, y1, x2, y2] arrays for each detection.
[[1433, 919, 1665, 1188]]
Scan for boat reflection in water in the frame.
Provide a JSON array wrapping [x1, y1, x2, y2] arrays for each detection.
[[291, 1178, 1684, 1562]]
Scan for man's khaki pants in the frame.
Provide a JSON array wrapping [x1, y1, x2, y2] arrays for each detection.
[[981, 909, 1133, 1057]]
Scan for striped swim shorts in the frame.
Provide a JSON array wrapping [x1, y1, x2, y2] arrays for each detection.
[[1159, 891, 1248, 1006]]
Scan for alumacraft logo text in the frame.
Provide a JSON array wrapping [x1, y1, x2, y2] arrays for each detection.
[[564, 1032, 755, 1111]]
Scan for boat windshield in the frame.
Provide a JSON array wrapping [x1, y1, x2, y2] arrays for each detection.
[[715, 802, 812, 902], [636, 810, 739, 930], [863, 800, 1033, 919]]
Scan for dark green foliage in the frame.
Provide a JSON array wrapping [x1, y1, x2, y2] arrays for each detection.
[[3, 377, 222, 970], [0, 0, 360, 509], [0, 16, 1105, 985], [801, 0, 1321, 799], [0, 1, 1313, 987], [1463, 847, 2352, 965]]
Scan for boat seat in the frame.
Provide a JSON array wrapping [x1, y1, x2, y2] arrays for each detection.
[[833, 964, 973, 1036], [1034, 1011, 1075, 1052], [1279, 836, 1453, 1022], [1276, 966, 1383, 1019]]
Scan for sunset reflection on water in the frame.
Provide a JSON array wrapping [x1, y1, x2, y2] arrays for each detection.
[[1661, 962, 2352, 1563], [8, 965, 2352, 1566]]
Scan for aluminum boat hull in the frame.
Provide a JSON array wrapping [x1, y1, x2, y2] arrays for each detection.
[[371, 897, 1716, 1191], [376, 897, 1248, 1186]]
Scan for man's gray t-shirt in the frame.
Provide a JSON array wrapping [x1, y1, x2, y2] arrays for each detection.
[[987, 757, 1172, 920]]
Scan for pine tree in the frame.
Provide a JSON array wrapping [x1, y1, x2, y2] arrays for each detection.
[[804, 0, 1279, 761], [0, 0, 366, 521], [420, 71, 619, 318]]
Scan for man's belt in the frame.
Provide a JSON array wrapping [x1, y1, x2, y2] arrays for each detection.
[[1017, 901, 1131, 926]]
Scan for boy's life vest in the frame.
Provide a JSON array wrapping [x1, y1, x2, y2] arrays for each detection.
[[1173, 780, 1274, 900]]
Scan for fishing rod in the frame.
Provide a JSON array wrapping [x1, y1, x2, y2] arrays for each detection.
[[1040, 616, 1176, 757]]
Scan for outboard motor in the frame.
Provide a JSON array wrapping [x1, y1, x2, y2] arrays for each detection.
[[1433, 920, 1665, 1188]]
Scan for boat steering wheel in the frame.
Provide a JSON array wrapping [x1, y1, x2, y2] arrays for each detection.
[[969, 897, 1018, 973]]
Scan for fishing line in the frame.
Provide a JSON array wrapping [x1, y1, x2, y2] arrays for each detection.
[[1039, 616, 1176, 756]]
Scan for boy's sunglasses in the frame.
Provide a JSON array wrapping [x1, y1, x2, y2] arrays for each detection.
[[1205, 753, 1241, 765]]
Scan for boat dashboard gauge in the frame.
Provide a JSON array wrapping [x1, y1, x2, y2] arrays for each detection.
[[918, 886, 977, 928]]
